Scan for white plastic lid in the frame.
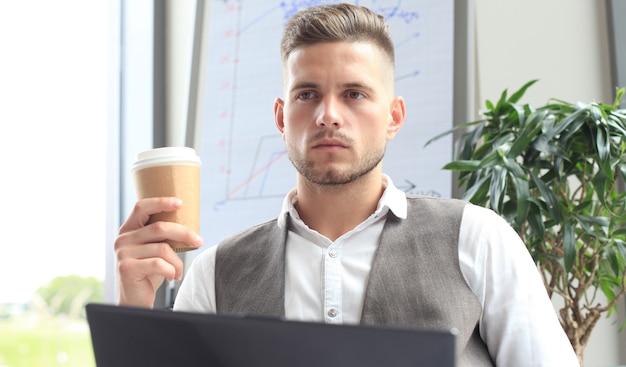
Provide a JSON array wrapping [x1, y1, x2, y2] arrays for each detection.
[[131, 147, 201, 172]]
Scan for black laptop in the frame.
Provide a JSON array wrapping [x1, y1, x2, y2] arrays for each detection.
[[85, 303, 456, 367]]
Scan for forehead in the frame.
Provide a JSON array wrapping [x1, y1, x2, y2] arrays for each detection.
[[282, 41, 393, 89]]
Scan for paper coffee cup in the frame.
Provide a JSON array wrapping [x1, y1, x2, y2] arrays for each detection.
[[131, 147, 201, 252]]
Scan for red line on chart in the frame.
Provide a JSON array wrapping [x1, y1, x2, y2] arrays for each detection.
[[224, 150, 287, 200]]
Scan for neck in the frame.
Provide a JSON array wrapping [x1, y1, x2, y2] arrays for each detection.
[[294, 170, 385, 241]]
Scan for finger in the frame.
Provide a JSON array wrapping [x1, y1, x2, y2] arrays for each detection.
[[119, 197, 183, 234], [117, 254, 173, 307], [115, 220, 203, 252], [117, 242, 184, 281]]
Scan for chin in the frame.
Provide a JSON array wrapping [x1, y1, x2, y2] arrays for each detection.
[[308, 168, 371, 186]]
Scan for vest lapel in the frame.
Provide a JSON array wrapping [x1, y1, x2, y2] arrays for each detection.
[[215, 220, 287, 317], [361, 197, 468, 326]]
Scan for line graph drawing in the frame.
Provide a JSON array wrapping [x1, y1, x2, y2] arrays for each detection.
[[196, 0, 454, 247]]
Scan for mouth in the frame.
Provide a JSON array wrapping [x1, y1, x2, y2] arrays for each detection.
[[312, 139, 348, 150]]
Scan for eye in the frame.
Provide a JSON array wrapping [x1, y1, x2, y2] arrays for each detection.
[[346, 91, 365, 100], [296, 91, 317, 100]]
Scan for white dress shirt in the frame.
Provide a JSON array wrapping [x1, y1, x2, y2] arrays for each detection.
[[174, 175, 579, 366]]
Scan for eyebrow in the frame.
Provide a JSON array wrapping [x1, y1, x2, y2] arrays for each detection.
[[289, 82, 319, 93], [289, 81, 374, 94], [343, 82, 374, 93]]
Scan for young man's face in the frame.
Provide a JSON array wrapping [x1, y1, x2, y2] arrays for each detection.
[[274, 41, 405, 186]]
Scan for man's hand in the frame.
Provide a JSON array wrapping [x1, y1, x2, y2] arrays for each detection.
[[114, 197, 203, 308]]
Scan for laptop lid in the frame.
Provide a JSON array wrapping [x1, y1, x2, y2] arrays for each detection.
[[86, 303, 457, 367]]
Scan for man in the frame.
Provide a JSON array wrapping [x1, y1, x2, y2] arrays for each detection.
[[115, 3, 579, 366]]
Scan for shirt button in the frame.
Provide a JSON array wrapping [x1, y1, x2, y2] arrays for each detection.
[[328, 249, 338, 258], [327, 308, 338, 318]]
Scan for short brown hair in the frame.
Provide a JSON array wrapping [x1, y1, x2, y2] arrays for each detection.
[[280, 4, 394, 67]]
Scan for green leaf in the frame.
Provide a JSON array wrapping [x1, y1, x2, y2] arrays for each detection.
[[502, 156, 526, 177], [442, 160, 481, 171], [508, 80, 538, 104], [590, 103, 605, 124], [526, 200, 546, 242], [606, 246, 624, 277], [486, 99, 494, 110], [509, 114, 543, 158], [495, 89, 509, 111], [563, 220, 576, 272], [489, 166, 507, 211], [463, 174, 490, 204], [531, 136, 561, 157], [549, 106, 588, 141], [606, 114, 626, 136], [614, 239, 626, 266], [591, 163, 609, 207], [595, 124, 610, 163], [461, 125, 486, 160], [572, 199, 593, 212], [599, 273, 618, 304], [511, 175, 530, 227], [510, 103, 526, 127], [531, 172, 561, 223], [576, 215, 610, 228], [576, 215, 608, 241], [423, 119, 484, 148], [616, 87, 625, 105], [477, 149, 504, 169]]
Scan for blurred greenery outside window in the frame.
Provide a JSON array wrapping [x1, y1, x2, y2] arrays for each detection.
[[0, 276, 104, 367]]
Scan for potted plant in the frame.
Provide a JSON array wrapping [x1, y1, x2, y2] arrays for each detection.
[[427, 80, 626, 365]]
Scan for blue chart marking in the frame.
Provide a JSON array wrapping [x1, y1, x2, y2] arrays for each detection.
[[395, 32, 421, 48], [356, 0, 419, 23], [259, 151, 287, 196], [237, 1, 421, 26], [238, 4, 283, 35], [280, 1, 329, 19], [213, 199, 227, 211], [396, 70, 420, 82], [213, 148, 288, 211]]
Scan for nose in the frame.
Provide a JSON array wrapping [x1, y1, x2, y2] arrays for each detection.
[[315, 95, 343, 128]]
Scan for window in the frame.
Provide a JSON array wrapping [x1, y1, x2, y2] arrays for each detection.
[[0, 2, 110, 366]]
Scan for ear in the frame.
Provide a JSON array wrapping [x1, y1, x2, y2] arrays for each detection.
[[386, 96, 406, 141], [274, 98, 286, 139]]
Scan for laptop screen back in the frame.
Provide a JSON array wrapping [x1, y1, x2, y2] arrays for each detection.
[[86, 303, 456, 367]]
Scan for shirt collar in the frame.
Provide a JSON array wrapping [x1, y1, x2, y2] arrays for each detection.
[[277, 174, 407, 228]]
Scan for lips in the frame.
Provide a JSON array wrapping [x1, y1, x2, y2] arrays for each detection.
[[312, 138, 348, 149]]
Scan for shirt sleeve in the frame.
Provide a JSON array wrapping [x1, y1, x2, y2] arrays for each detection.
[[172, 244, 218, 313], [458, 203, 579, 366]]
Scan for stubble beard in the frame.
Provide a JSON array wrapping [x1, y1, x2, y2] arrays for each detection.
[[287, 141, 386, 186]]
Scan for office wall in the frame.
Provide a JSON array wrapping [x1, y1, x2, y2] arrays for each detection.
[[166, 1, 625, 366], [474, 0, 613, 107]]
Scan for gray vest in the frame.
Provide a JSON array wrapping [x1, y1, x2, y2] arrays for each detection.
[[215, 196, 494, 366]]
